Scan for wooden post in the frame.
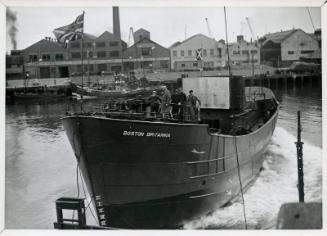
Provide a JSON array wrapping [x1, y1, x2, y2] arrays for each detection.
[[296, 111, 304, 202]]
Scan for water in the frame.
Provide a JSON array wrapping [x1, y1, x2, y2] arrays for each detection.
[[5, 85, 322, 229]]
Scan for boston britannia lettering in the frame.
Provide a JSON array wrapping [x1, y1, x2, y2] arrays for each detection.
[[122, 130, 171, 138]]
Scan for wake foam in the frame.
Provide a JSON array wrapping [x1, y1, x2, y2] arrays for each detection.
[[183, 127, 322, 229]]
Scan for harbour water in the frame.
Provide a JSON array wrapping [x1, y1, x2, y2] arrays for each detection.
[[5, 84, 322, 229]]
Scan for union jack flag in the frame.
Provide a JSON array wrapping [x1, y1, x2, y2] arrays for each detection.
[[53, 13, 84, 44], [196, 48, 202, 61]]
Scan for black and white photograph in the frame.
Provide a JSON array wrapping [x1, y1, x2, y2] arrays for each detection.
[[1, 0, 325, 232]]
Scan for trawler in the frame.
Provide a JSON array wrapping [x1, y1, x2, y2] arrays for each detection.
[[62, 75, 279, 228]]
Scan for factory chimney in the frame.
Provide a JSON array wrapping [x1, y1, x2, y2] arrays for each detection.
[[113, 6, 121, 39]]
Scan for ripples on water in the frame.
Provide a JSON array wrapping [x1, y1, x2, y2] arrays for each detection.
[[5, 86, 322, 229]]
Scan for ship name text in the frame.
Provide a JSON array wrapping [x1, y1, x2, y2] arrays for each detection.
[[123, 130, 171, 138]]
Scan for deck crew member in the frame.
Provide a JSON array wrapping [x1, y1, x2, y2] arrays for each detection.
[[148, 91, 161, 115], [171, 89, 180, 117], [161, 86, 172, 118], [187, 90, 201, 122], [176, 88, 187, 121]]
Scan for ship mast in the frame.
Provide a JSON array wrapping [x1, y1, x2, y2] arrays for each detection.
[[224, 7, 232, 77]]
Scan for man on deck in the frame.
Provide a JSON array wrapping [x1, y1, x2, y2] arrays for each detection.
[[187, 90, 201, 122], [161, 86, 172, 118]]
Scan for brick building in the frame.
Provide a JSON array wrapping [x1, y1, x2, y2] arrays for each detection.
[[122, 36, 170, 74]]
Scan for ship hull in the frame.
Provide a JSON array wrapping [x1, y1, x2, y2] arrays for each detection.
[[62, 108, 278, 228]]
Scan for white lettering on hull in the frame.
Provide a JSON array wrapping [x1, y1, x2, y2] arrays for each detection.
[[122, 130, 171, 138]]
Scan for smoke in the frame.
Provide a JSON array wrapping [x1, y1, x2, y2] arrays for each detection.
[[6, 8, 18, 50]]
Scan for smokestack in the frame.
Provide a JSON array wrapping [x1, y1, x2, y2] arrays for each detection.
[[113, 6, 121, 39]]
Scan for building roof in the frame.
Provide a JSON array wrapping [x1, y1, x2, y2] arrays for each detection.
[[169, 41, 181, 48], [134, 28, 150, 34], [83, 33, 97, 40], [23, 38, 66, 53], [170, 33, 214, 49], [261, 29, 299, 44], [123, 37, 169, 58]]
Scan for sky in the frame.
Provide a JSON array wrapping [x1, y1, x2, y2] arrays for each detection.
[[6, 6, 321, 52]]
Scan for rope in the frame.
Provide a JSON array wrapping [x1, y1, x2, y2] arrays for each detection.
[[233, 136, 248, 229], [72, 163, 80, 221], [78, 167, 99, 225]]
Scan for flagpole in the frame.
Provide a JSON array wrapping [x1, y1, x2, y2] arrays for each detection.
[[81, 11, 85, 90]]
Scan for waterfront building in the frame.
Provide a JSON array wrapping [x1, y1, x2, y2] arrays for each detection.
[[170, 34, 226, 71], [122, 34, 170, 75], [6, 50, 24, 81], [259, 28, 319, 67], [22, 37, 70, 80], [133, 28, 151, 43], [227, 35, 260, 66], [67, 31, 127, 75]]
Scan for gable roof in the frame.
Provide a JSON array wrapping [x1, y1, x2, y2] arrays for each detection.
[[135, 28, 150, 34], [96, 31, 120, 41], [171, 33, 214, 49], [23, 39, 66, 53], [261, 29, 300, 45]]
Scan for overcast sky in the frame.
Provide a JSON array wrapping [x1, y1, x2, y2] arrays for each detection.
[[6, 6, 321, 52]]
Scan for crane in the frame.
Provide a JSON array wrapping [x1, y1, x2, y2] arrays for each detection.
[[205, 18, 213, 39], [128, 27, 134, 46], [245, 17, 256, 41]]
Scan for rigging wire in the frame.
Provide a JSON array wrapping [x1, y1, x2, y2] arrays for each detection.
[[72, 163, 80, 221], [233, 136, 248, 229], [224, 6, 232, 76], [306, 7, 316, 32], [78, 167, 99, 225]]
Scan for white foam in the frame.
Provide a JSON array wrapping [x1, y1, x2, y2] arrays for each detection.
[[183, 127, 322, 229]]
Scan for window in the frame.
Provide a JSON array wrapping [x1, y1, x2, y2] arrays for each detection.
[[109, 41, 119, 47], [97, 51, 106, 58], [180, 50, 184, 57], [217, 48, 222, 58], [203, 49, 207, 57], [40, 67, 50, 78], [88, 64, 94, 72], [233, 50, 240, 55], [301, 50, 314, 54], [242, 50, 249, 55], [71, 42, 80, 48], [188, 50, 192, 56], [193, 62, 198, 67], [141, 48, 151, 56], [87, 51, 93, 58], [109, 51, 120, 58], [160, 60, 168, 69], [98, 64, 107, 72], [55, 54, 63, 61], [181, 63, 185, 67], [288, 51, 294, 55], [250, 50, 257, 54], [96, 42, 106, 47], [85, 42, 93, 48], [42, 54, 50, 61], [71, 52, 81, 59], [29, 54, 38, 62], [173, 50, 177, 57], [210, 49, 214, 56]]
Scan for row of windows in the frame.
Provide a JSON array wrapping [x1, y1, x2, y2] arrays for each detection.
[[288, 50, 315, 55], [232, 50, 258, 55], [29, 54, 64, 62], [70, 41, 120, 49], [173, 49, 221, 58], [71, 51, 120, 59]]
